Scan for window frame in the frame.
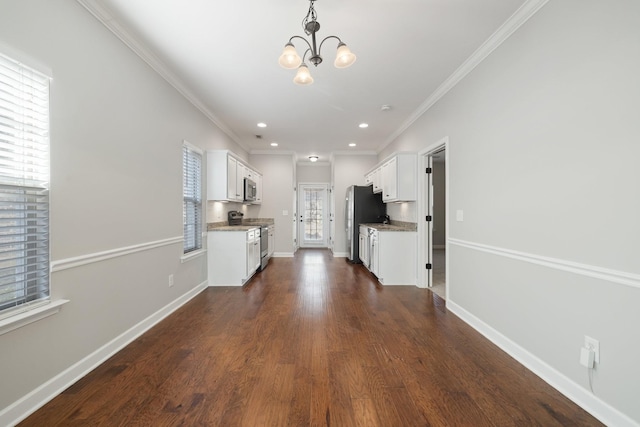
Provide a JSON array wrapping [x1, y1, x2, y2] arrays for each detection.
[[0, 51, 52, 320], [182, 140, 203, 258]]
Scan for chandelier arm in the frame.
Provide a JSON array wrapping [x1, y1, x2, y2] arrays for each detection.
[[317, 35, 342, 57], [301, 48, 311, 63], [289, 35, 313, 53]]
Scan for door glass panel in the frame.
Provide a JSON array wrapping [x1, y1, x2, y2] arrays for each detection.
[[304, 188, 323, 242]]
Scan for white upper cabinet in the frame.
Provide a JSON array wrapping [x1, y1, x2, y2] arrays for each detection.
[[365, 171, 373, 186], [367, 153, 417, 202], [382, 158, 396, 201], [236, 162, 247, 200], [365, 167, 383, 193], [207, 150, 262, 203], [226, 155, 239, 201], [255, 173, 263, 204]]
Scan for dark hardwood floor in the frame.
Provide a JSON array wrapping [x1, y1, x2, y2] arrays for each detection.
[[20, 249, 602, 426]]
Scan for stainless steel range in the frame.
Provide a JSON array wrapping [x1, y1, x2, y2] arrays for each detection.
[[259, 225, 269, 270]]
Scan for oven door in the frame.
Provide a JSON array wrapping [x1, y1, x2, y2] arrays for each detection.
[[260, 226, 269, 270], [260, 226, 268, 258]]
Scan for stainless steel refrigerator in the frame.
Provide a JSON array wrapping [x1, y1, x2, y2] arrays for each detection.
[[345, 185, 386, 263]]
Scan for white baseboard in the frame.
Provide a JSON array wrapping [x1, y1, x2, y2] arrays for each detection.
[[332, 252, 348, 258], [447, 300, 638, 427], [1, 281, 208, 427], [273, 252, 294, 258]]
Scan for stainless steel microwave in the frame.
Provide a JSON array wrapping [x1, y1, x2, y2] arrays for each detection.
[[244, 177, 256, 202]]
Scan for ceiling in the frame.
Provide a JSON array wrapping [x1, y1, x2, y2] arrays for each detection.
[[79, 0, 528, 163]]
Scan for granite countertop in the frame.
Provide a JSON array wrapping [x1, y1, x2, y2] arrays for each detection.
[[360, 221, 417, 232], [207, 218, 274, 231], [208, 225, 260, 232]]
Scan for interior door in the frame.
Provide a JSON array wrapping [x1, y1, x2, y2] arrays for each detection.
[[426, 155, 434, 287], [298, 183, 329, 248]]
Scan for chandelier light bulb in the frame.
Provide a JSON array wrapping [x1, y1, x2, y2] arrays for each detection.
[[278, 43, 302, 69], [334, 43, 356, 68], [293, 63, 314, 85]]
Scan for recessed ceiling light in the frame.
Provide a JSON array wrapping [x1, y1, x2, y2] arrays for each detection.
[[349, 143, 356, 147], [359, 123, 368, 128], [257, 122, 267, 128], [270, 142, 278, 147], [309, 156, 319, 162]]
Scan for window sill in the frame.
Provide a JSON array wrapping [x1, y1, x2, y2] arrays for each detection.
[[181, 248, 206, 263], [0, 299, 70, 336]]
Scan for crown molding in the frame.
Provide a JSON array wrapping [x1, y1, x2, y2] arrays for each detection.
[[76, 0, 247, 151], [331, 150, 378, 156], [382, 0, 550, 149], [249, 149, 296, 156], [296, 161, 331, 166]]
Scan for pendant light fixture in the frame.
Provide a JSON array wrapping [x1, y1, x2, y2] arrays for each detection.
[[279, 0, 356, 85]]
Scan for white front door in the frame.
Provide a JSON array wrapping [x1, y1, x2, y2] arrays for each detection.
[[298, 183, 329, 248]]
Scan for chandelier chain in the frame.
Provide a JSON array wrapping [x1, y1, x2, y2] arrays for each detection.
[[302, 0, 318, 36]]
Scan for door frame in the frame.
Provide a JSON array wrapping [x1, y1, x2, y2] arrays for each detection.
[[297, 182, 330, 248], [417, 137, 449, 291]]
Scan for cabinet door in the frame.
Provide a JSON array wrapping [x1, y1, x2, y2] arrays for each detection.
[[253, 237, 261, 270], [359, 231, 369, 266], [255, 173, 263, 204], [246, 239, 252, 278], [268, 227, 274, 257], [246, 232, 253, 278], [372, 168, 382, 193], [227, 156, 238, 200], [382, 158, 397, 201], [236, 162, 246, 201], [370, 231, 379, 276], [365, 172, 373, 186]]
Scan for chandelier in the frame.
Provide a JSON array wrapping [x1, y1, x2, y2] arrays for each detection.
[[278, 0, 356, 85]]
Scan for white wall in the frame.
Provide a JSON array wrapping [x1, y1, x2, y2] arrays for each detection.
[[296, 163, 331, 183], [331, 154, 378, 256], [249, 154, 296, 255], [0, 0, 246, 423], [381, 1, 640, 424]]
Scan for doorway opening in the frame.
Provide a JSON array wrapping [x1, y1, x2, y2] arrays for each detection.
[[420, 138, 448, 300], [297, 183, 330, 248]]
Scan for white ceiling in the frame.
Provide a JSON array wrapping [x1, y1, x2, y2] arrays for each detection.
[[79, 0, 529, 163]]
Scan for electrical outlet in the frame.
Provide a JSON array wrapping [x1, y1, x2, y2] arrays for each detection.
[[584, 336, 600, 364], [168, 274, 174, 287]]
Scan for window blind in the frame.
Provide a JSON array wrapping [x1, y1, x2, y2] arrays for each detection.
[[0, 53, 50, 316], [183, 143, 202, 254]]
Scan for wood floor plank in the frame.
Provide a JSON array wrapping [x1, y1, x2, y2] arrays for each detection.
[[19, 249, 604, 426]]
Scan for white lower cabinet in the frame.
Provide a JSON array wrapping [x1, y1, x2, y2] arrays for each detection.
[[361, 227, 416, 285], [369, 229, 379, 277], [246, 229, 260, 278], [359, 225, 369, 266], [208, 228, 260, 286], [267, 225, 275, 257]]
